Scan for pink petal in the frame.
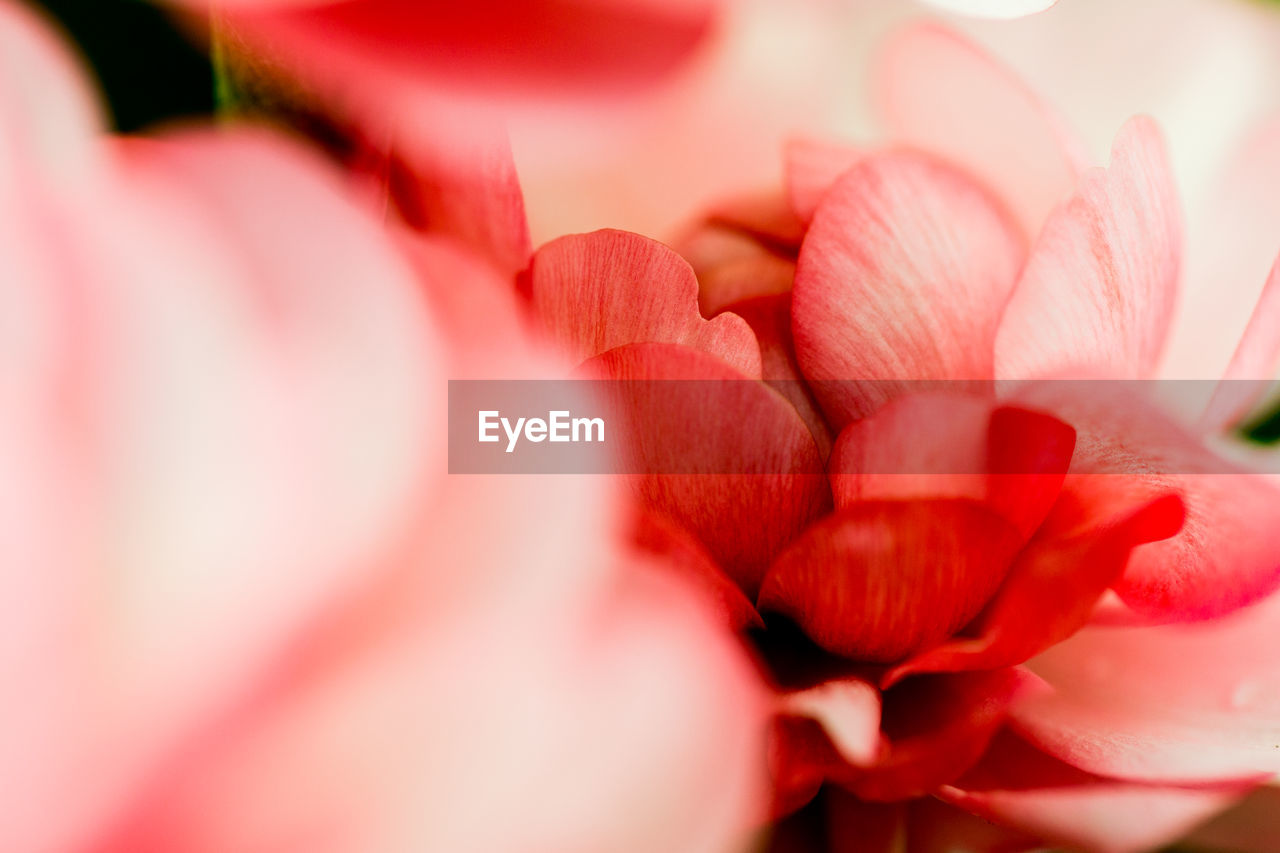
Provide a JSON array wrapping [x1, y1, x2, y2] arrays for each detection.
[[941, 731, 1250, 853], [782, 137, 863, 224], [886, 493, 1185, 685], [994, 117, 1183, 380], [758, 501, 1023, 662], [530, 228, 762, 377], [1013, 380, 1280, 621], [791, 152, 1026, 428], [580, 342, 830, 596], [1012, 581, 1280, 783], [874, 22, 1084, 240], [829, 393, 1075, 540]]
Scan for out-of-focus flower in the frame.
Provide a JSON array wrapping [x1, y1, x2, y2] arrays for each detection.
[[514, 20, 1280, 852], [0, 3, 766, 851]]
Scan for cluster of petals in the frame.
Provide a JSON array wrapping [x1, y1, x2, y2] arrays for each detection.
[[509, 20, 1280, 853]]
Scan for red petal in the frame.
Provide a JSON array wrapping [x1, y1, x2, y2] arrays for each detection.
[[758, 501, 1023, 662], [843, 668, 1042, 802], [995, 117, 1183, 380], [874, 22, 1085, 240], [580, 342, 829, 596], [792, 152, 1025, 428], [829, 393, 1074, 540], [202, 0, 720, 105], [886, 493, 1185, 685], [531, 229, 762, 377], [941, 731, 1250, 853]]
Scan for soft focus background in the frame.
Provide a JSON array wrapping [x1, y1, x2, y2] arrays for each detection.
[[40, 0, 1280, 439]]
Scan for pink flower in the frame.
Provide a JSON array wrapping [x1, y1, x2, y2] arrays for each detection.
[[0, 3, 766, 851], [514, 20, 1280, 853]]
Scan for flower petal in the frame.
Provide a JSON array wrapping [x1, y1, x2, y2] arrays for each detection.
[[1013, 581, 1280, 784], [631, 508, 763, 632], [792, 151, 1026, 427], [874, 22, 1084, 239], [885, 492, 1185, 684], [530, 228, 762, 377], [759, 500, 1023, 662], [845, 668, 1041, 802], [995, 117, 1183, 380], [829, 393, 1075, 540], [724, 293, 834, 460], [580, 342, 829, 595], [941, 730, 1250, 853], [190, 0, 720, 106], [1013, 380, 1280, 621]]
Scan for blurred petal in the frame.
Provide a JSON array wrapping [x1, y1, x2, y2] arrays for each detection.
[[782, 137, 862, 224], [184, 0, 721, 106], [530, 228, 762, 377], [874, 22, 1084, 239], [792, 152, 1025, 427], [995, 117, 1183, 380]]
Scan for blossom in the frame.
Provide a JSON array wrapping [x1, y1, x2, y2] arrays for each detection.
[[0, 3, 766, 851], [516, 20, 1280, 852]]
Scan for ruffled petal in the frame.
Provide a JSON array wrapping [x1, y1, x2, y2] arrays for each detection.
[[995, 117, 1183, 380], [792, 152, 1025, 427], [530, 228, 762, 377]]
